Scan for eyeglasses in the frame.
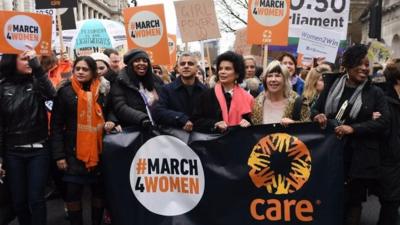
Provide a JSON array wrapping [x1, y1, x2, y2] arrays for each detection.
[[179, 61, 195, 67], [75, 66, 89, 72]]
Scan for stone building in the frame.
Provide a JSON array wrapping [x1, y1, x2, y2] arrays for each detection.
[[0, 0, 128, 22], [361, 0, 400, 58], [348, 0, 370, 43]]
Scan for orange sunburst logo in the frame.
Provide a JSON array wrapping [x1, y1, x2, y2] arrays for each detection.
[[248, 133, 312, 195]]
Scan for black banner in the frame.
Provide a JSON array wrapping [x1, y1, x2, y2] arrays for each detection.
[[102, 123, 344, 225], [35, 0, 78, 9]]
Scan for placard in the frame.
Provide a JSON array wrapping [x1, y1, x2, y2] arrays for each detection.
[[35, 0, 78, 9], [123, 4, 170, 65], [297, 26, 340, 63], [289, 0, 350, 40], [174, 0, 221, 43], [247, 0, 291, 46], [167, 34, 177, 67], [0, 11, 52, 55]]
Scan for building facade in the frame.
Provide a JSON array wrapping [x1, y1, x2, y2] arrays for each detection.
[[361, 0, 400, 58], [348, 0, 370, 44], [0, 0, 128, 22]]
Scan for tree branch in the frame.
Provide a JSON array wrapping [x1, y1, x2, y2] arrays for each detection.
[[216, 0, 248, 33], [219, 19, 237, 32], [232, 0, 248, 9], [220, 0, 247, 24]]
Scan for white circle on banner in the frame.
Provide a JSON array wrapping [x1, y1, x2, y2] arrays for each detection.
[[128, 11, 163, 48], [168, 36, 175, 55], [251, 0, 287, 27], [4, 15, 42, 50], [130, 135, 205, 216]]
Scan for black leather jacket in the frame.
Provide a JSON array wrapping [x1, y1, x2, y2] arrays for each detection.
[[0, 58, 56, 160]]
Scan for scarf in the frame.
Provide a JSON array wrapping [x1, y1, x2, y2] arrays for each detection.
[[324, 74, 367, 120], [214, 83, 254, 126], [71, 76, 105, 169]]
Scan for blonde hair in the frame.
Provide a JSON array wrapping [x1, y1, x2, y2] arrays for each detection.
[[303, 64, 332, 100], [159, 65, 171, 84], [262, 60, 291, 98], [244, 55, 257, 66]]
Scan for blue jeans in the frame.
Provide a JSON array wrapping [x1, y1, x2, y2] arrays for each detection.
[[5, 148, 50, 225]]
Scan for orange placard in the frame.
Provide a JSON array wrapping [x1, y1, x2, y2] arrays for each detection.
[[0, 11, 52, 55], [123, 4, 170, 65], [247, 0, 290, 46], [167, 34, 177, 67]]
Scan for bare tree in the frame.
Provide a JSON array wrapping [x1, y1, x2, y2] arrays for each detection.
[[215, 0, 248, 33]]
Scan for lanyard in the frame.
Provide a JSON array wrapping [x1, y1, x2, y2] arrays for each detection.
[[138, 89, 155, 126]]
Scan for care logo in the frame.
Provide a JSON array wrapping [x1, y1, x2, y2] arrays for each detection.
[[130, 135, 205, 216], [248, 133, 314, 222], [4, 15, 42, 50], [248, 133, 312, 195], [251, 0, 288, 27], [128, 11, 163, 48]]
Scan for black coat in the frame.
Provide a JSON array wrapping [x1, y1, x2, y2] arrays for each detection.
[[313, 73, 390, 179], [0, 59, 56, 161], [379, 87, 400, 201], [192, 87, 251, 133], [110, 68, 152, 128], [152, 77, 207, 128], [50, 81, 107, 175]]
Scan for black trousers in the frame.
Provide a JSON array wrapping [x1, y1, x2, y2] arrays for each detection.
[[378, 200, 400, 225]]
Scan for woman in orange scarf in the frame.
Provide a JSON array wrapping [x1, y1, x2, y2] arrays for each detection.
[[50, 56, 106, 225]]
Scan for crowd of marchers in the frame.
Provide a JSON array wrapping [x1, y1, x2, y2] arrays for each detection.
[[0, 43, 399, 225]]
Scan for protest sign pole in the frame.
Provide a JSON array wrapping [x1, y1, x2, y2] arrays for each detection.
[[200, 40, 206, 73], [56, 8, 65, 55], [206, 43, 212, 77], [263, 44, 269, 70]]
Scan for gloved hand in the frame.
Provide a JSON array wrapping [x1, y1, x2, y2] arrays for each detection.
[[141, 118, 153, 131]]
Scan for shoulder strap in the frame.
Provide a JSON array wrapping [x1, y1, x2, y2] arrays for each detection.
[[0, 78, 4, 96], [292, 95, 304, 121]]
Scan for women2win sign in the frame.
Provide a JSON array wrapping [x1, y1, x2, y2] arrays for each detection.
[[0, 11, 52, 55], [248, 0, 291, 46], [123, 5, 169, 65]]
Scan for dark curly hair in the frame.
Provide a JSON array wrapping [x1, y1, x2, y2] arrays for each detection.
[[215, 51, 245, 84], [342, 44, 369, 69]]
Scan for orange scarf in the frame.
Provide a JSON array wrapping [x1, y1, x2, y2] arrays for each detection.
[[48, 60, 72, 87], [214, 83, 254, 126], [71, 76, 104, 169]]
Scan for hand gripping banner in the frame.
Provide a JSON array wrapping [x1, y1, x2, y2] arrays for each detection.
[[102, 123, 344, 225]]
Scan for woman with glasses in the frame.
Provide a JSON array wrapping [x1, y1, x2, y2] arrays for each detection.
[[51, 56, 107, 225], [193, 51, 254, 133]]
